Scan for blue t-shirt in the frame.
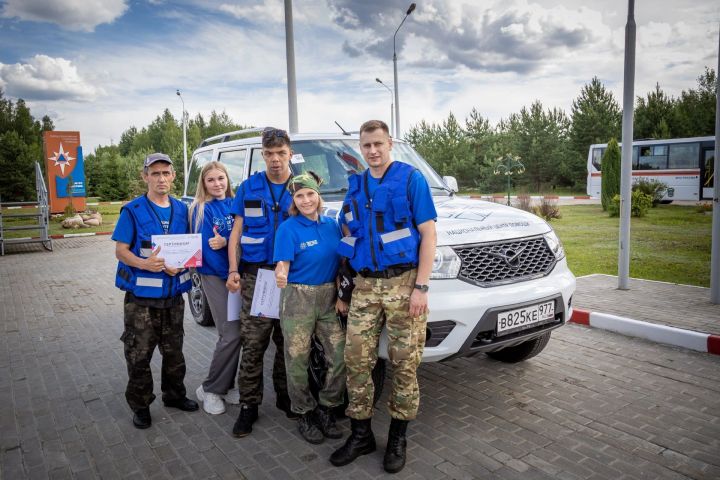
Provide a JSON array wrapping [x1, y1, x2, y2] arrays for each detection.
[[112, 202, 171, 244], [230, 173, 290, 218], [192, 198, 234, 279], [273, 215, 342, 285], [352, 167, 437, 227]]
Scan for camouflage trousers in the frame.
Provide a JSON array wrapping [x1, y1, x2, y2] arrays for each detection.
[[345, 269, 426, 421], [121, 295, 187, 411], [279, 282, 346, 414], [238, 271, 288, 405]]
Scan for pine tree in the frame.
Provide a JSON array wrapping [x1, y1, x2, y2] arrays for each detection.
[[601, 138, 621, 211]]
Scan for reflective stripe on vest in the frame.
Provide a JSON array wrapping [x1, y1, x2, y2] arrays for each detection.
[[380, 227, 411, 244], [241, 235, 264, 244], [136, 277, 164, 288]]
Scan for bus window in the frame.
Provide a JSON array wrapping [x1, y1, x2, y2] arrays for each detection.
[[636, 145, 668, 170], [668, 143, 699, 169], [592, 148, 605, 171]]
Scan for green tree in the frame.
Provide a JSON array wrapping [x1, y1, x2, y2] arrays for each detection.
[[0, 91, 50, 200], [674, 67, 717, 137], [634, 83, 678, 139], [600, 138, 621, 211], [499, 101, 573, 191], [569, 77, 621, 188]]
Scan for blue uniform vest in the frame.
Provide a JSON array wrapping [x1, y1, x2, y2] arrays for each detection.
[[239, 172, 292, 265], [337, 161, 420, 272], [115, 195, 192, 298]]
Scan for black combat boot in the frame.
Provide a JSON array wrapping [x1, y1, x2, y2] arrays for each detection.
[[132, 408, 152, 429], [316, 405, 343, 439], [232, 404, 258, 438], [329, 418, 376, 467], [298, 411, 324, 444], [383, 418, 409, 473]]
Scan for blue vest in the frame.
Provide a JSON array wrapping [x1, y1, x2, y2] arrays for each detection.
[[115, 195, 192, 298], [240, 172, 292, 264], [337, 161, 420, 272]]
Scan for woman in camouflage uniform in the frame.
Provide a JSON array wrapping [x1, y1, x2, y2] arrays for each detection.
[[273, 172, 348, 444]]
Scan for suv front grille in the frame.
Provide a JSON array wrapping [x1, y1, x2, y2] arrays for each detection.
[[453, 236, 556, 287]]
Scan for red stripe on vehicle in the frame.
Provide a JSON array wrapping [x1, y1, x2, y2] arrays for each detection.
[[570, 309, 590, 326]]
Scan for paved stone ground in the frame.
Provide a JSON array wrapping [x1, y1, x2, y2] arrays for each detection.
[[574, 274, 720, 335], [1, 237, 720, 479]]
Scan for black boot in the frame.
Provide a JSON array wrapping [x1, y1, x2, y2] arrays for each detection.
[[132, 408, 152, 429], [383, 418, 409, 473], [329, 418, 376, 467], [232, 404, 259, 438], [316, 405, 343, 439], [298, 411, 324, 444]]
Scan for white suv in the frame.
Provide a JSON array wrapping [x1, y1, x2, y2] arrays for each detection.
[[184, 129, 575, 368]]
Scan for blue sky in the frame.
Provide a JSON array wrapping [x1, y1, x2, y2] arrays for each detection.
[[1, 0, 718, 152]]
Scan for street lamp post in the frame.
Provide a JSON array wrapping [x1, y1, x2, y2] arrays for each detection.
[[176, 89, 188, 195], [494, 154, 525, 206], [375, 78, 394, 137], [392, 2, 416, 139]]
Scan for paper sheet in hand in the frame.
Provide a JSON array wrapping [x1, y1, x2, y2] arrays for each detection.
[[151, 233, 202, 268], [227, 290, 242, 322], [250, 268, 280, 319]]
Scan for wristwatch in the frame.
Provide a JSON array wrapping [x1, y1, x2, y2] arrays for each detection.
[[414, 284, 429, 293]]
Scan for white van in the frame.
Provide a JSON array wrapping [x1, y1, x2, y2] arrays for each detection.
[[184, 129, 575, 371]]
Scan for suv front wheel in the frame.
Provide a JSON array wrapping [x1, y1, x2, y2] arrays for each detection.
[[188, 270, 215, 326]]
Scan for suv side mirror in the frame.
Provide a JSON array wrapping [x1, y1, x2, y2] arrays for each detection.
[[442, 176, 459, 193]]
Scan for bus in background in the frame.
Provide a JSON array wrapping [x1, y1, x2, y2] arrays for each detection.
[[586, 136, 715, 202]]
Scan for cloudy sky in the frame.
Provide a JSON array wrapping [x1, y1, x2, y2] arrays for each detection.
[[1, 0, 718, 152]]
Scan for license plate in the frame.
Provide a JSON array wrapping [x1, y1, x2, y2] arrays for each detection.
[[496, 301, 555, 336]]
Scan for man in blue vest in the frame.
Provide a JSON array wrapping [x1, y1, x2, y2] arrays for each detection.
[[226, 127, 296, 437], [330, 120, 437, 473], [112, 153, 198, 429]]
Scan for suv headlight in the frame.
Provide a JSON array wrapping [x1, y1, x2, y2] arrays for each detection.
[[543, 230, 565, 260], [431, 246, 461, 279]]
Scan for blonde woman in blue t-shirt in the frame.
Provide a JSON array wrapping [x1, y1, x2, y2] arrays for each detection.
[[188, 161, 239, 415]]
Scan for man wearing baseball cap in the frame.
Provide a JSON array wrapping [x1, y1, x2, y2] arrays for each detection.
[[112, 152, 198, 429]]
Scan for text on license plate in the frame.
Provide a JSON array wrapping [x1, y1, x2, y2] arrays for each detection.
[[497, 301, 555, 335]]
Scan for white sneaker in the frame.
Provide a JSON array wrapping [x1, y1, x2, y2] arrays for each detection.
[[196, 386, 225, 415], [223, 387, 240, 405]]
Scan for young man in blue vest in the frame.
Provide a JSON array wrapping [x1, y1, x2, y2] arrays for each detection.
[[330, 120, 437, 473], [113, 153, 199, 429], [226, 128, 296, 437]]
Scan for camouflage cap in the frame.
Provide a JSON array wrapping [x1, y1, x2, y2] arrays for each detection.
[[288, 172, 320, 194]]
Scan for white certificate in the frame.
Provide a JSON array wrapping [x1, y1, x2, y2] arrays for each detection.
[[151, 233, 202, 268], [227, 290, 242, 322], [250, 268, 281, 319]]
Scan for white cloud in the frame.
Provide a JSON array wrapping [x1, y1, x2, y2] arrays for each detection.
[[1, 0, 128, 32], [0, 55, 103, 101], [218, 0, 284, 23]]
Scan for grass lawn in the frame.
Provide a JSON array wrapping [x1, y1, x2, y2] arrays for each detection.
[[1, 204, 122, 238], [553, 204, 712, 287]]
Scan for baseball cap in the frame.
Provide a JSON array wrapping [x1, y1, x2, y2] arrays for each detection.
[[144, 153, 173, 167]]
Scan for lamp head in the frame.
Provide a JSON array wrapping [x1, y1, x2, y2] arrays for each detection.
[[375, 78, 382, 84], [407, 3, 416, 15], [176, 89, 181, 96]]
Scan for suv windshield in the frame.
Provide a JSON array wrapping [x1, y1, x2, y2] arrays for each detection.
[[289, 139, 449, 202]]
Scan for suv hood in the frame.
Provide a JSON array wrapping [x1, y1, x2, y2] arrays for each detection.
[[325, 196, 550, 246], [432, 196, 550, 246]]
